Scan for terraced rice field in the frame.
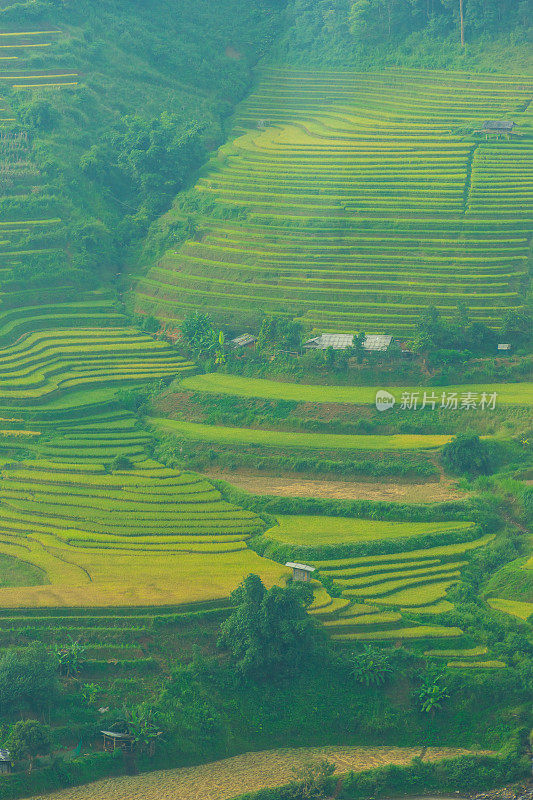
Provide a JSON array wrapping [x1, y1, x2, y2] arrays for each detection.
[[0, 32, 287, 609], [21, 745, 488, 800], [135, 67, 533, 334], [0, 30, 78, 89], [150, 417, 451, 450], [0, 326, 194, 403], [307, 534, 497, 648], [266, 515, 473, 546], [488, 597, 533, 621], [0, 29, 79, 292], [180, 373, 533, 406], [0, 462, 287, 607]]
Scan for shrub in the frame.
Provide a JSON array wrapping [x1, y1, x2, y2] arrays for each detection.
[[0, 645, 58, 713], [441, 434, 493, 475], [289, 759, 336, 799], [111, 455, 134, 470]]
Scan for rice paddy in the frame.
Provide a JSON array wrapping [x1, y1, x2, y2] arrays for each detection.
[[135, 67, 533, 334], [487, 597, 533, 621], [266, 515, 473, 546], [0, 461, 292, 607], [180, 373, 533, 406], [150, 417, 451, 450], [0, 33, 525, 673], [306, 533, 496, 646], [0, 30, 77, 88]]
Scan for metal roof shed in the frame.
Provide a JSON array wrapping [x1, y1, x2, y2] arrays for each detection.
[[481, 120, 516, 132], [286, 562, 316, 582], [230, 334, 257, 348], [363, 334, 392, 352], [101, 731, 134, 753], [304, 333, 354, 350]]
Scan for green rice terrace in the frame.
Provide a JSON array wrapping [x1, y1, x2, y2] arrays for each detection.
[[134, 67, 533, 335], [0, 27, 526, 660], [0, 4, 530, 798]]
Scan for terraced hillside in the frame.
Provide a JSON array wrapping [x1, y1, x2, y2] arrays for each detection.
[[302, 528, 502, 658], [0, 28, 78, 295], [135, 67, 533, 334], [0, 26, 290, 608]]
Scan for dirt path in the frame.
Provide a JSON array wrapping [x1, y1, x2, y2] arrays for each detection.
[[207, 472, 467, 503], [25, 746, 491, 800]]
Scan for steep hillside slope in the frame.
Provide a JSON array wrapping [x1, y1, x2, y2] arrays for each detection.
[[134, 67, 533, 334], [0, 3, 288, 607], [0, 0, 283, 289]]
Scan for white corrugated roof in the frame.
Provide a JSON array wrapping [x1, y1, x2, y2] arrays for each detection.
[[230, 334, 257, 347], [363, 334, 392, 351], [304, 333, 354, 350], [285, 562, 316, 572]]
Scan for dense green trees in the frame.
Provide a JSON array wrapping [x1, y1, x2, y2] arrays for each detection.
[[274, 0, 531, 68], [80, 114, 206, 226], [258, 316, 303, 352], [0, 0, 283, 286], [218, 574, 322, 679], [6, 720, 52, 774], [414, 305, 497, 356], [348, 0, 528, 43]]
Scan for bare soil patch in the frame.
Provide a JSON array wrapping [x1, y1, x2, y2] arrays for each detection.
[[207, 471, 467, 503]]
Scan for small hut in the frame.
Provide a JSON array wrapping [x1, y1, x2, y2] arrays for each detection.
[[101, 731, 134, 753], [229, 333, 257, 350], [480, 120, 516, 139], [0, 750, 12, 774], [285, 562, 316, 582]]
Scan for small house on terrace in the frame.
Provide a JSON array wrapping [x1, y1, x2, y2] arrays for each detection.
[[304, 333, 392, 353], [480, 120, 516, 138], [229, 333, 257, 349], [362, 334, 392, 352], [286, 562, 316, 582], [304, 333, 354, 350]]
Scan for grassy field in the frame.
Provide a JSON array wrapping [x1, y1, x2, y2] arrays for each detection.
[[22, 745, 488, 800], [266, 515, 473, 546], [135, 67, 533, 334], [0, 553, 48, 588], [150, 417, 451, 450], [180, 373, 533, 406]]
